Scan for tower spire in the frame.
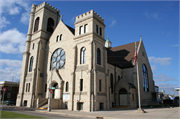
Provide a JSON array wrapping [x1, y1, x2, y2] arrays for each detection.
[[105, 36, 112, 48]]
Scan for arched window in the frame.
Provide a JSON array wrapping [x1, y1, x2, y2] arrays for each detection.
[[97, 48, 101, 65], [47, 18, 54, 33], [142, 64, 149, 92], [66, 82, 69, 92], [79, 26, 83, 35], [118, 75, 120, 82], [119, 88, 127, 94], [29, 56, 33, 72], [110, 73, 113, 94], [84, 24, 88, 33], [34, 17, 39, 32], [80, 47, 86, 64], [56, 35, 59, 42], [50, 48, 66, 70], [60, 34, 62, 41]]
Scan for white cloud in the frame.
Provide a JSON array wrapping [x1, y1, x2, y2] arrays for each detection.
[[0, 59, 22, 82], [144, 12, 161, 19], [0, 0, 31, 24], [154, 74, 176, 82], [149, 56, 172, 65], [0, 16, 10, 29], [151, 65, 157, 73], [0, 28, 26, 54], [171, 44, 179, 47], [110, 20, 116, 27]]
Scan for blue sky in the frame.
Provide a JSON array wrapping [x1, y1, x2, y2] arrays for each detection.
[[0, 0, 179, 95]]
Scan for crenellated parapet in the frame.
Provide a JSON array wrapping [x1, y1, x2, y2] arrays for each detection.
[[35, 2, 60, 14], [75, 10, 104, 24]]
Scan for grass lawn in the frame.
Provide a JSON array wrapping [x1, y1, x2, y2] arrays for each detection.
[[1, 111, 44, 118]]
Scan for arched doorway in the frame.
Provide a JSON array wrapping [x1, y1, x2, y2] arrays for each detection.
[[119, 88, 128, 106], [52, 82, 59, 99]]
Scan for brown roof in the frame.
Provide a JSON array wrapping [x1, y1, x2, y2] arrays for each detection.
[[107, 41, 139, 68]]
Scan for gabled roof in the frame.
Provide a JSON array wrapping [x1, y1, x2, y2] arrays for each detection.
[[65, 24, 75, 35], [107, 41, 139, 68]]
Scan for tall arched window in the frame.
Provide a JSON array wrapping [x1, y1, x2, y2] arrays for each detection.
[[80, 47, 86, 64], [110, 73, 113, 94], [56, 35, 59, 42], [118, 75, 120, 82], [50, 48, 66, 70], [142, 64, 149, 92], [47, 18, 54, 33], [29, 56, 33, 72], [66, 82, 69, 92], [34, 17, 39, 32], [97, 48, 101, 65], [60, 34, 62, 41]]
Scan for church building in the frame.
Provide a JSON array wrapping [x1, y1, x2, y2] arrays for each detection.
[[16, 2, 156, 112]]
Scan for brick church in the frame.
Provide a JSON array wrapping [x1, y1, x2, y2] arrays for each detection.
[[16, 2, 156, 112]]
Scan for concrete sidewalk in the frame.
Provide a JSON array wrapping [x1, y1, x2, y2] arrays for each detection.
[[36, 107, 180, 119]]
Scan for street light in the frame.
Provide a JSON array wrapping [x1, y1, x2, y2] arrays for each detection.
[[41, 48, 53, 112]]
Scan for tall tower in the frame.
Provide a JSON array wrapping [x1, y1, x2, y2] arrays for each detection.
[[16, 2, 60, 107], [74, 10, 106, 111]]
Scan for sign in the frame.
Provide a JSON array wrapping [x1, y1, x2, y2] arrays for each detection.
[[51, 87, 55, 89], [2, 87, 8, 93], [49, 89, 53, 94], [63, 93, 70, 100]]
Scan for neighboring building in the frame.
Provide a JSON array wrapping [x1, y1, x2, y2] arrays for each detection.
[[16, 2, 156, 112], [0, 81, 19, 101]]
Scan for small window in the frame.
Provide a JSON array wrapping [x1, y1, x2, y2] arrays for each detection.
[[60, 34, 62, 41], [118, 76, 120, 82], [99, 103, 104, 110], [80, 79, 83, 91], [45, 84, 47, 92], [66, 82, 69, 92], [80, 47, 86, 64], [110, 73, 113, 94], [97, 48, 101, 65], [142, 51, 145, 57], [77, 102, 83, 110], [28, 83, 30, 92], [79, 26, 83, 35], [96, 25, 98, 34], [100, 27, 102, 36], [29, 56, 33, 72], [84, 24, 88, 33], [56, 35, 59, 42], [99, 80, 101, 92], [112, 102, 114, 107], [32, 43, 35, 49], [26, 83, 28, 92], [132, 93, 134, 101], [65, 102, 68, 109], [24, 100, 27, 106]]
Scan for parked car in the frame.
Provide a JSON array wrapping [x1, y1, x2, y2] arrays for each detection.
[[6, 99, 16, 106]]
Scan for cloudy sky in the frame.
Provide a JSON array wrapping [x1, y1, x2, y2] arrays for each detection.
[[0, 0, 179, 95]]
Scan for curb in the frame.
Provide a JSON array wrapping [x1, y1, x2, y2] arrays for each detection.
[[36, 110, 98, 118]]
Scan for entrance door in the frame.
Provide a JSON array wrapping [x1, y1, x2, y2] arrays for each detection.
[[119, 88, 128, 106], [120, 94, 128, 105]]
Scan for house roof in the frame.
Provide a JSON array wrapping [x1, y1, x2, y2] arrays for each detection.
[[107, 41, 139, 68], [65, 24, 75, 35]]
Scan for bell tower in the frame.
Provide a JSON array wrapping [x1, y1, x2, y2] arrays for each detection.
[[74, 10, 106, 111], [16, 2, 60, 107]]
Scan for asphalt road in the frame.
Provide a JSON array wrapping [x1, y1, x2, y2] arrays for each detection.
[[2, 108, 96, 119]]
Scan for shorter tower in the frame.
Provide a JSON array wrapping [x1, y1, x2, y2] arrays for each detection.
[[105, 36, 112, 48]]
